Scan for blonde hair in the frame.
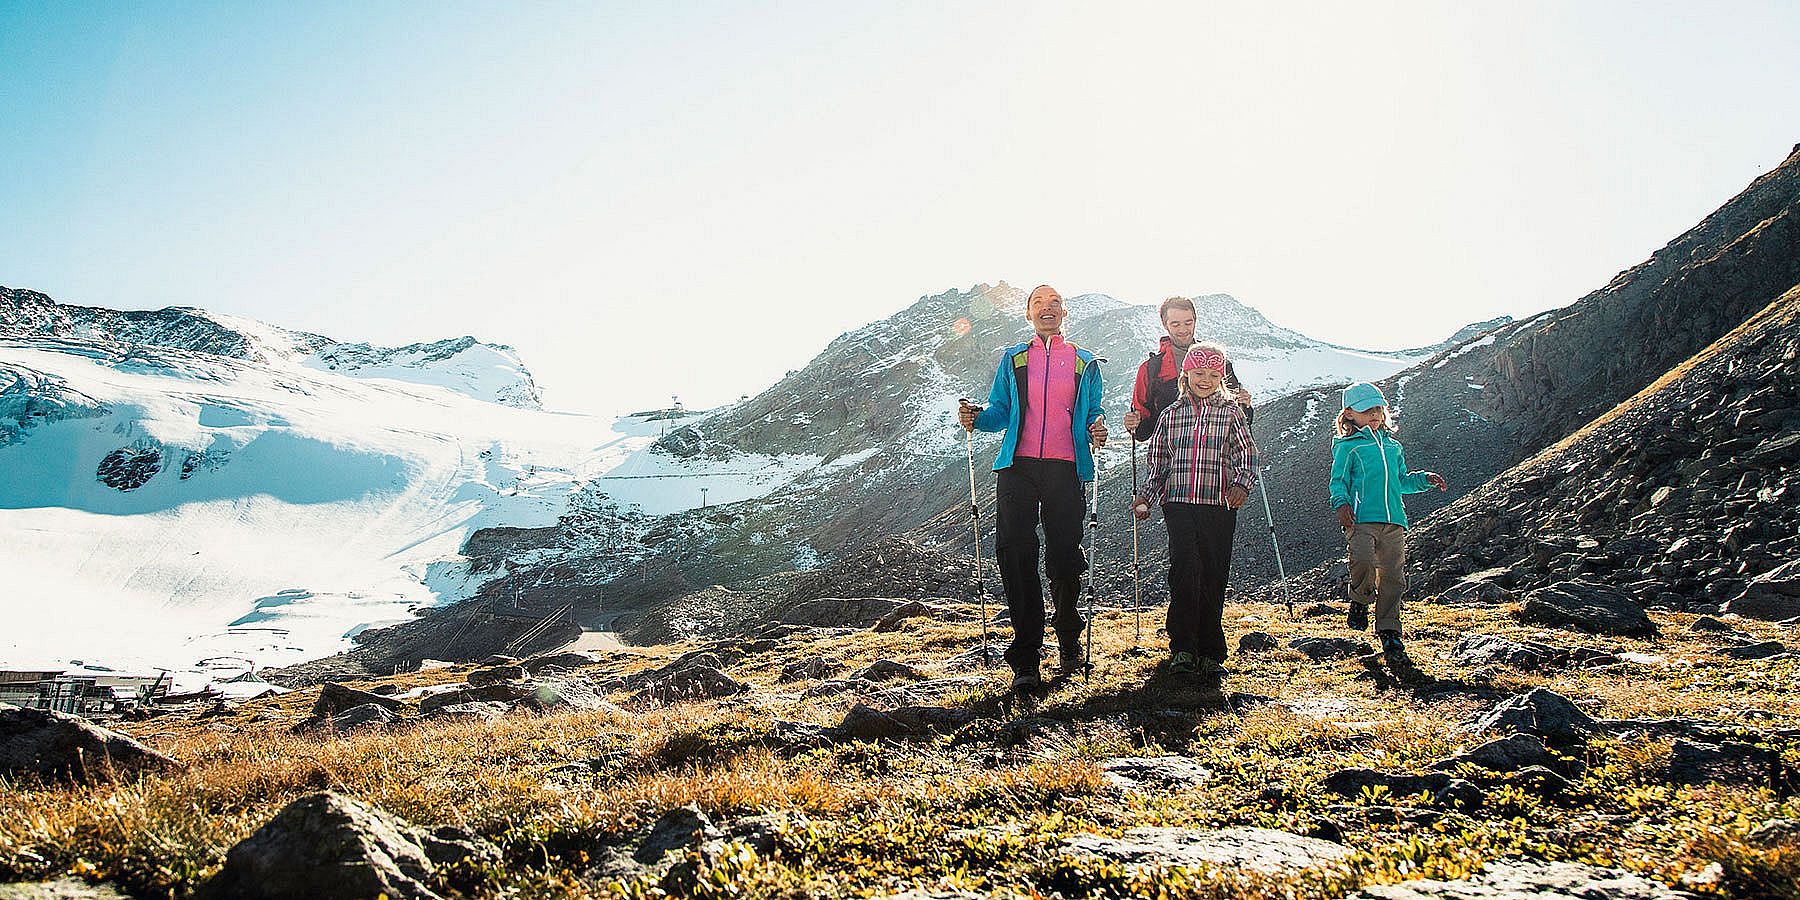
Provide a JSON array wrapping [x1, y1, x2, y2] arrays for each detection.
[[1335, 405, 1399, 438], [1177, 341, 1230, 400]]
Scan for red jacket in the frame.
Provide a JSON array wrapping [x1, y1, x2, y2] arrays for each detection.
[[1130, 336, 1252, 442]]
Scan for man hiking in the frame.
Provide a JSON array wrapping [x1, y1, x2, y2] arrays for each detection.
[[959, 284, 1107, 690], [1122, 296, 1254, 440]]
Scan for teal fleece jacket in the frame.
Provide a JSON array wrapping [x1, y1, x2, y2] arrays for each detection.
[[1328, 426, 1434, 528], [972, 339, 1105, 482]]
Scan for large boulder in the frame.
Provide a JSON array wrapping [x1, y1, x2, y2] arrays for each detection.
[[1464, 689, 1600, 742], [1517, 580, 1657, 637], [1429, 734, 1558, 775], [1059, 827, 1351, 875], [1349, 859, 1693, 898], [1449, 633, 1612, 670], [200, 792, 498, 900], [1723, 559, 1800, 620], [0, 704, 177, 782], [1666, 739, 1792, 789], [636, 666, 748, 704], [313, 683, 408, 718]]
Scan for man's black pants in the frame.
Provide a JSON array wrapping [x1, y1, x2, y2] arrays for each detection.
[[995, 457, 1087, 672], [1163, 501, 1238, 662]]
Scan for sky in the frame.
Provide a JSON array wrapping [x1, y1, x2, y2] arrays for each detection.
[[3, 1, 1797, 417]]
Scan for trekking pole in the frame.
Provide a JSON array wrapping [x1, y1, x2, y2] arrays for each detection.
[[960, 404, 992, 667], [1130, 437, 1142, 650], [1256, 466, 1294, 620], [1083, 436, 1102, 683]]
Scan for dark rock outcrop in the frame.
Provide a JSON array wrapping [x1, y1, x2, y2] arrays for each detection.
[[0, 704, 177, 782]]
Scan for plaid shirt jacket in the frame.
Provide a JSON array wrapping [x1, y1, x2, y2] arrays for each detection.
[[1141, 391, 1259, 507]]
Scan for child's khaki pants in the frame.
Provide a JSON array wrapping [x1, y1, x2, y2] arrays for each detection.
[[1347, 523, 1407, 634]]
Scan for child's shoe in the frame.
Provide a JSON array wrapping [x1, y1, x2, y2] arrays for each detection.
[[1346, 603, 1369, 632], [1377, 630, 1409, 665]]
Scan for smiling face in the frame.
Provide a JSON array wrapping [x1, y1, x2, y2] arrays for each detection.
[[1025, 285, 1066, 338], [1185, 367, 1224, 398], [1162, 306, 1196, 347]]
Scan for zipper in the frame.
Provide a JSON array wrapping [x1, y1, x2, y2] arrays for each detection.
[[1039, 335, 1051, 455], [1374, 429, 1392, 522]]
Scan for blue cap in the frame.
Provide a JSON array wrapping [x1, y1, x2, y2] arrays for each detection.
[[1343, 382, 1387, 412]]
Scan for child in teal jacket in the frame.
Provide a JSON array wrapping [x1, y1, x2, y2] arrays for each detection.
[[1328, 382, 1446, 664]]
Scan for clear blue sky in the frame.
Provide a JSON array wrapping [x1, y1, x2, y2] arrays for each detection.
[[4, 1, 1797, 415]]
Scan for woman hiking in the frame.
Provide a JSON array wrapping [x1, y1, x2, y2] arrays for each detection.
[[1130, 342, 1257, 678]]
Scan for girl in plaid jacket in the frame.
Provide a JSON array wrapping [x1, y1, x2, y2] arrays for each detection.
[[1130, 343, 1258, 677]]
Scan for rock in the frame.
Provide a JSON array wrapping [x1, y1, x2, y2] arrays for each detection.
[[313, 683, 408, 718], [1059, 826, 1351, 875], [466, 665, 527, 687], [0, 879, 130, 899], [1429, 734, 1557, 774], [725, 810, 811, 857], [834, 703, 978, 741], [423, 701, 512, 723], [776, 597, 905, 628], [1719, 640, 1786, 660], [1686, 616, 1748, 635], [767, 720, 835, 750], [1301, 603, 1341, 619], [1464, 689, 1599, 742], [1289, 636, 1368, 661], [419, 682, 534, 714], [521, 651, 603, 673], [1449, 633, 1560, 669], [1438, 570, 1516, 605], [851, 659, 922, 682], [778, 656, 846, 683], [477, 654, 521, 667], [1502, 766, 1574, 797], [635, 804, 724, 864], [1745, 818, 1800, 849], [329, 703, 398, 732], [1099, 756, 1214, 792], [1322, 805, 1442, 828], [872, 600, 953, 632], [0, 704, 178, 782], [1517, 580, 1657, 637], [1724, 560, 1800, 620], [638, 666, 748, 704], [1667, 739, 1790, 788], [1320, 768, 1484, 810], [201, 791, 495, 899], [1348, 859, 1695, 898], [1238, 632, 1277, 653]]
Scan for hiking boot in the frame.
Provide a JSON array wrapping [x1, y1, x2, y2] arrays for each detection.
[[1346, 602, 1369, 632], [1196, 657, 1229, 679], [1058, 646, 1086, 677], [1010, 666, 1043, 691], [1378, 630, 1409, 665], [1168, 651, 1199, 675]]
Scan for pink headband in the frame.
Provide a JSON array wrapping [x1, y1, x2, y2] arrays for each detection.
[[1182, 346, 1227, 373]]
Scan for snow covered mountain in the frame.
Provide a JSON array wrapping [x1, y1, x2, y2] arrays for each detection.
[[0, 288, 679, 680]]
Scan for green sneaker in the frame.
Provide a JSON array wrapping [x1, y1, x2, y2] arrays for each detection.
[[1168, 651, 1199, 675], [1196, 657, 1229, 678]]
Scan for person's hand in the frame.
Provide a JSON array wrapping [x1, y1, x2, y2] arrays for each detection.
[[1426, 472, 1448, 492], [958, 399, 980, 432], [1234, 386, 1253, 408], [1225, 485, 1249, 510], [1336, 505, 1354, 529], [1122, 408, 1141, 433], [1089, 416, 1108, 447], [1130, 496, 1152, 521]]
